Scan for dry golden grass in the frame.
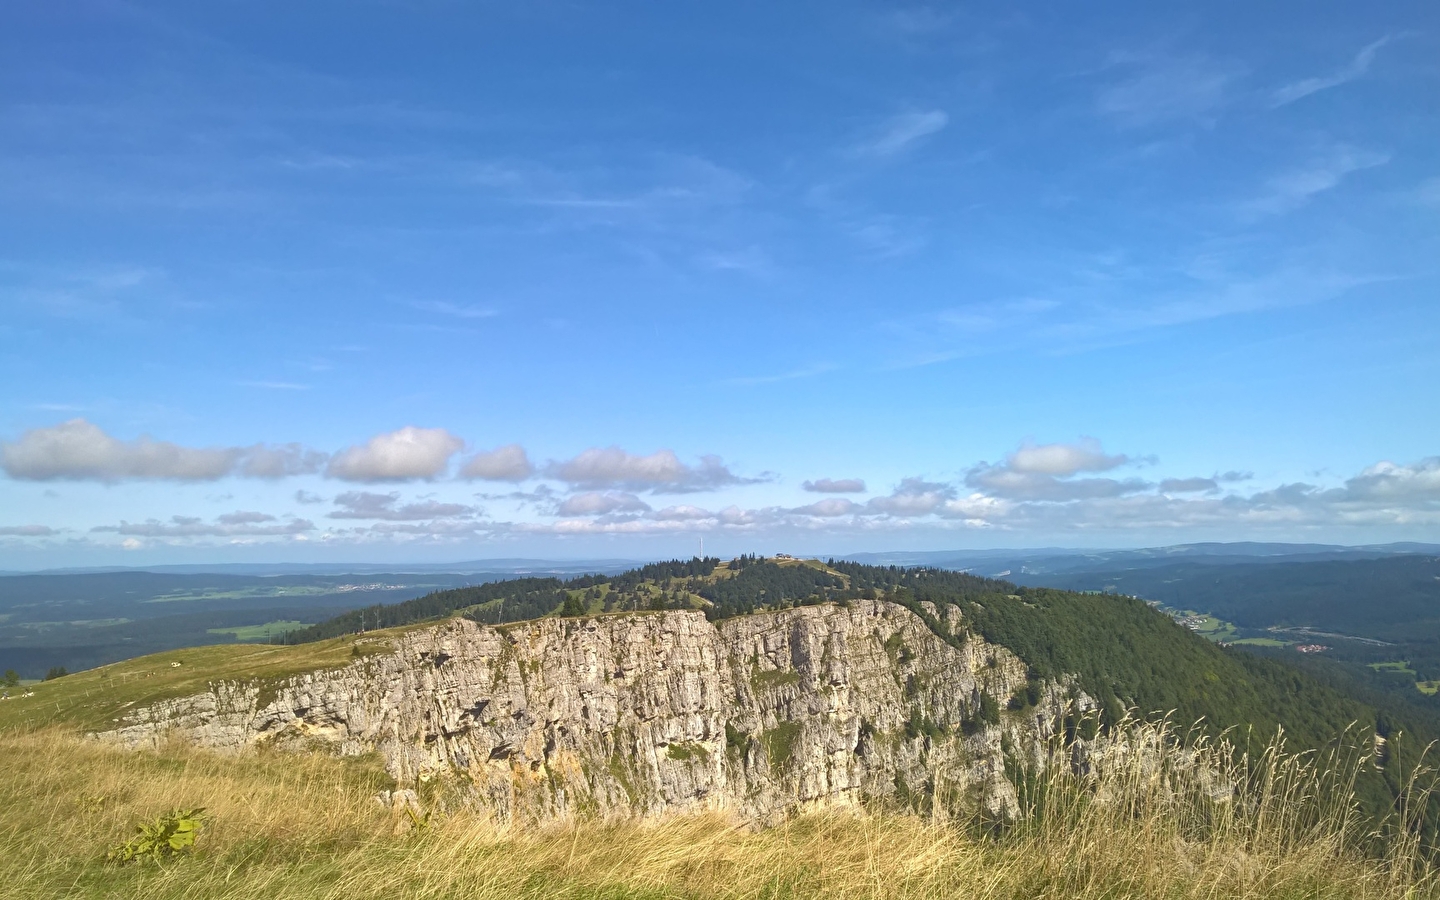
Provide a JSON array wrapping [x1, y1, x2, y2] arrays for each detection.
[[1, 722, 1435, 899]]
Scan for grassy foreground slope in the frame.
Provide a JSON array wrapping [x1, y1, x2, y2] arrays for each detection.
[[1, 724, 1435, 900], [4, 558, 1440, 896]]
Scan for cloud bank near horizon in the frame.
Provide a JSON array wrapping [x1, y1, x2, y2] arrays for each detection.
[[1, 422, 1436, 556]]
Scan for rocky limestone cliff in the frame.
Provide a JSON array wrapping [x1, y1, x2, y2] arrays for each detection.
[[96, 599, 1091, 825]]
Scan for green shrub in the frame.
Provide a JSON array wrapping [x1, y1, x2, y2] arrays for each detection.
[[106, 808, 206, 864], [978, 692, 1000, 725], [666, 741, 708, 762], [762, 722, 802, 769], [1008, 679, 1044, 711]]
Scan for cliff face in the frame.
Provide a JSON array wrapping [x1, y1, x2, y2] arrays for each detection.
[[96, 600, 1086, 825]]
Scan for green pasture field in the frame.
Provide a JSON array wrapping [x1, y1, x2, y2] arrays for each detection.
[[7, 618, 133, 630], [205, 620, 309, 641], [1369, 661, 1418, 675], [1189, 614, 1238, 641]]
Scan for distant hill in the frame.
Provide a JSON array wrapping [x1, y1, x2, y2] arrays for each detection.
[[0, 570, 491, 676], [845, 541, 1440, 577], [8, 558, 643, 577], [1013, 554, 1440, 721]]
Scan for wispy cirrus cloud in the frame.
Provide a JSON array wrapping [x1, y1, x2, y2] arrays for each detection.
[[1242, 145, 1390, 217], [1096, 52, 1245, 128], [853, 110, 949, 157], [1417, 177, 1440, 209], [720, 363, 838, 387], [411, 300, 499, 319], [237, 380, 310, 391], [884, 264, 1379, 368], [1271, 36, 1396, 107]]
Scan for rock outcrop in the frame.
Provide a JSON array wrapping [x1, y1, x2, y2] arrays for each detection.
[[96, 600, 1089, 825]]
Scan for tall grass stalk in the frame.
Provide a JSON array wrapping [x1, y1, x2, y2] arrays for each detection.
[[0, 720, 1435, 899]]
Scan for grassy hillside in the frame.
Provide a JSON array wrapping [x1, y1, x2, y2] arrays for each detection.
[[0, 721, 1432, 899], [0, 633, 397, 733]]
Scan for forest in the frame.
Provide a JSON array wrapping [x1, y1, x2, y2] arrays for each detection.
[[1016, 555, 1440, 715]]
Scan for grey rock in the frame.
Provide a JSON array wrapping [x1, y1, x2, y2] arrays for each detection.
[[92, 600, 1095, 825]]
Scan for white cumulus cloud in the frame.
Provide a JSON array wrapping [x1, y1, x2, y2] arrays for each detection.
[[792, 498, 862, 517], [459, 444, 534, 481], [239, 443, 328, 478], [556, 491, 652, 517], [1, 419, 240, 482], [328, 491, 475, 520], [0, 419, 331, 483], [965, 438, 1145, 501], [92, 515, 315, 537], [0, 524, 58, 536], [867, 478, 957, 516], [325, 427, 464, 482], [216, 510, 276, 525], [1006, 438, 1128, 476], [649, 504, 715, 521], [546, 446, 756, 493], [802, 478, 867, 493]]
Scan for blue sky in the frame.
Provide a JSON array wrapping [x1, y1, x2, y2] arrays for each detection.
[[2, 1, 1438, 567]]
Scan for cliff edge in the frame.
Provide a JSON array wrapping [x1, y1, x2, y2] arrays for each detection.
[[95, 599, 1088, 824]]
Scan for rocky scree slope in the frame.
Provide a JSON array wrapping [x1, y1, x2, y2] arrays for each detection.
[[95, 599, 1088, 825]]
